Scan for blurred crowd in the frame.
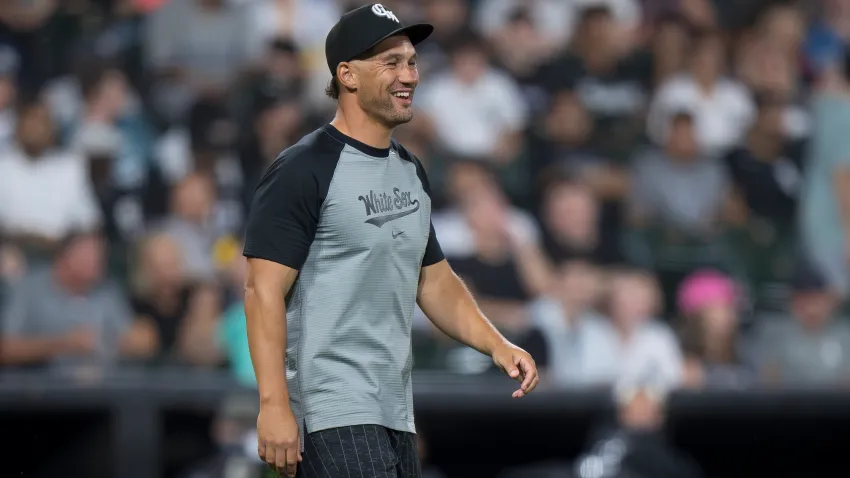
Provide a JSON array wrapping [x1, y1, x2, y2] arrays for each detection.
[[4, 0, 850, 389], [3, 0, 850, 474]]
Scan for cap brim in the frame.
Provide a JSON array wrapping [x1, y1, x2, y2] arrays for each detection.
[[366, 23, 434, 54]]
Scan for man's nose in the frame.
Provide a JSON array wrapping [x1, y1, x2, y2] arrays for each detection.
[[398, 65, 418, 86]]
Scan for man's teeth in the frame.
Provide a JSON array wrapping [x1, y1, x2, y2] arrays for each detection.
[[393, 92, 410, 98]]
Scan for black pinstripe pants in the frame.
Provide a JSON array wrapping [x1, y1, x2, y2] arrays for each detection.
[[296, 424, 422, 478]]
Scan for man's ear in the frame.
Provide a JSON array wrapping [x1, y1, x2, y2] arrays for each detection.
[[337, 62, 358, 92]]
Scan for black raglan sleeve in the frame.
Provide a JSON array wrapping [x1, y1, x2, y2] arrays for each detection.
[[243, 145, 332, 270], [398, 145, 445, 267]]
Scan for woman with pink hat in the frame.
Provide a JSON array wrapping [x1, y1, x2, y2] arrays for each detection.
[[677, 269, 755, 389]]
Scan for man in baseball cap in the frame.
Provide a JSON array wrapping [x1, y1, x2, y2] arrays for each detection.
[[323, 3, 433, 104], [246, 3, 539, 478]]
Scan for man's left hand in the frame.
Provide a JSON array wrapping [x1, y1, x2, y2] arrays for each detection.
[[491, 343, 539, 398]]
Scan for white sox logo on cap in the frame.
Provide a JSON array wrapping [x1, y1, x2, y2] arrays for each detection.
[[372, 3, 400, 23]]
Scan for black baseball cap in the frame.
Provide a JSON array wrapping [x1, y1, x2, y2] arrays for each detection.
[[325, 3, 434, 76]]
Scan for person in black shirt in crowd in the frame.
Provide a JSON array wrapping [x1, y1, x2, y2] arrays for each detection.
[[75, 121, 170, 279], [448, 175, 552, 331], [185, 98, 245, 237], [534, 4, 652, 161], [724, 91, 806, 307], [130, 232, 222, 365], [539, 176, 617, 266], [724, 91, 806, 228]]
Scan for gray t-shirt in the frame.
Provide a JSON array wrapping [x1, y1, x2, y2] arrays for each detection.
[[630, 148, 729, 234], [1, 267, 133, 365], [753, 314, 850, 386], [243, 125, 444, 437]]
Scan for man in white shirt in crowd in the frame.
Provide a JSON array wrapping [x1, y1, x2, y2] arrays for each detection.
[[0, 96, 101, 252], [418, 31, 528, 163]]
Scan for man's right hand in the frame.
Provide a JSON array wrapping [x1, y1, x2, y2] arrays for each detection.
[[257, 404, 302, 477]]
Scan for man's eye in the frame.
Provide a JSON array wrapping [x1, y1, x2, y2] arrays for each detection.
[[387, 61, 399, 67]]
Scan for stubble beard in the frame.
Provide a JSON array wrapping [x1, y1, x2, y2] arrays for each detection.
[[359, 90, 413, 129]]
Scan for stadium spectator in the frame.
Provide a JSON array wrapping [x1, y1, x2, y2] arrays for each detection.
[[677, 270, 756, 389], [535, 4, 652, 161], [76, 119, 167, 242], [530, 90, 628, 263], [234, 37, 305, 131], [474, 0, 573, 56], [724, 92, 805, 228], [70, 61, 155, 191], [143, 0, 254, 123], [803, 0, 850, 86], [489, 9, 558, 85], [0, 0, 60, 88], [0, 231, 155, 367], [416, 0, 471, 78], [446, 177, 551, 330], [243, 0, 340, 62], [629, 111, 740, 236], [735, 4, 810, 140], [239, 91, 306, 210], [650, 14, 690, 87], [528, 88, 600, 182], [800, 48, 850, 297], [752, 2, 806, 66], [605, 270, 684, 389], [418, 30, 528, 163], [539, 179, 608, 265], [155, 98, 245, 236], [754, 262, 850, 386], [647, 30, 754, 157], [0, 97, 101, 251], [523, 259, 617, 387], [130, 233, 223, 366], [150, 172, 223, 284], [433, 160, 541, 257]]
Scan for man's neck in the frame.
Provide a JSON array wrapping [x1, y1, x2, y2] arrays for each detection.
[[330, 104, 393, 149]]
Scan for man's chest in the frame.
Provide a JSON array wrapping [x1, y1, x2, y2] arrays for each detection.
[[316, 157, 430, 261]]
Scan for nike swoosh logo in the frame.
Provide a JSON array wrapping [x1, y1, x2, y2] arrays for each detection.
[[392, 231, 404, 239], [364, 202, 420, 227]]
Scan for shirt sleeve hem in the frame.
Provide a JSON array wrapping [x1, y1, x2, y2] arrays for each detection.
[[243, 250, 304, 271]]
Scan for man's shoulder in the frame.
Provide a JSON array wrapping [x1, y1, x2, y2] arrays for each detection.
[[280, 126, 346, 164], [264, 126, 346, 181]]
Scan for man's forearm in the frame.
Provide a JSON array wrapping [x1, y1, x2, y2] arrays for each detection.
[[245, 286, 290, 406], [418, 264, 509, 356], [0, 337, 63, 364]]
